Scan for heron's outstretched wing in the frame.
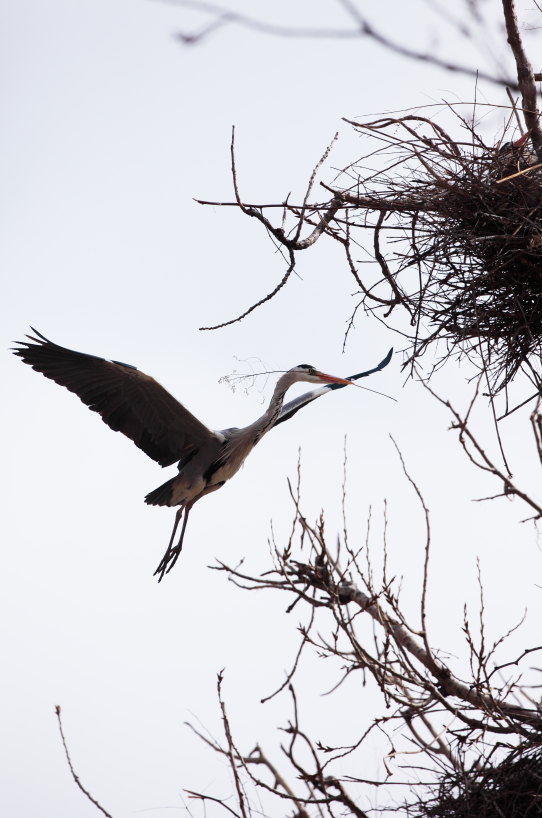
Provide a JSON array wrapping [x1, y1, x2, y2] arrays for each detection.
[[273, 348, 393, 428], [13, 328, 219, 467]]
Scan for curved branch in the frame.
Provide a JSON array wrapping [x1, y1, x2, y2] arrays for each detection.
[[502, 0, 542, 161], [199, 247, 295, 330], [163, 0, 518, 89], [55, 706, 114, 818]]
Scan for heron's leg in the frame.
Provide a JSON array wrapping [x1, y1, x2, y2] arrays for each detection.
[[153, 482, 225, 581], [163, 503, 193, 577], [153, 505, 185, 582]]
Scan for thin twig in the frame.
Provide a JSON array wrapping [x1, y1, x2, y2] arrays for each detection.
[[54, 706, 114, 818], [217, 672, 250, 818]]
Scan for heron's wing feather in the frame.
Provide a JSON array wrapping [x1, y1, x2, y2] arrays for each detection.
[[273, 348, 393, 428], [13, 328, 218, 467]]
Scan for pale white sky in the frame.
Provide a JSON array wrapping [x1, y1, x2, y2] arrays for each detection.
[[2, 2, 541, 816]]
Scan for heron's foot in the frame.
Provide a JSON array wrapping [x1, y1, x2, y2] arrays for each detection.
[[153, 504, 192, 582], [153, 545, 182, 582]]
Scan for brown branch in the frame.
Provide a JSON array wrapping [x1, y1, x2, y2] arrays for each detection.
[[184, 788, 243, 817], [321, 182, 442, 214], [54, 706, 114, 818], [217, 672, 250, 818], [502, 0, 542, 161], [423, 382, 542, 520], [217, 540, 542, 733], [491, 645, 542, 675], [340, 0, 517, 90], [405, 705, 460, 771], [337, 580, 541, 727], [344, 115, 462, 159], [292, 133, 339, 245], [389, 437, 435, 672], [244, 745, 310, 818], [496, 161, 542, 183], [199, 247, 295, 330], [163, 0, 518, 88], [199, 128, 346, 329], [229, 194, 341, 249], [195, 199, 348, 209], [228, 127, 342, 251], [373, 212, 408, 311], [531, 402, 542, 466], [260, 608, 316, 704]]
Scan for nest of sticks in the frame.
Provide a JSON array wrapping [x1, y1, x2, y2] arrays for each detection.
[[338, 115, 542, 393], [408, 745, 542, 818]]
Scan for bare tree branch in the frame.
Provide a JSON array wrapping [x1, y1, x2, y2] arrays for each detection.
[[502, 0, 542, 161], [162, 0, 519, 88], [55, 706, 114, 818], [217, 672, 250, 818]]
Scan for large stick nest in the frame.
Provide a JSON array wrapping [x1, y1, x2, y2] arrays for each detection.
[[408, 745, 542, 818], [335, 115, 542, 393]]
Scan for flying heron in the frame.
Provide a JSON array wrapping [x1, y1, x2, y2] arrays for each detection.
[[14, 329, 392, 580]]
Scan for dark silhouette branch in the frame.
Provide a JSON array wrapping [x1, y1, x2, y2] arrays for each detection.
[[162, 0, 519, 89], [55, 706, 114, 818], [502, 0, 542, 161]]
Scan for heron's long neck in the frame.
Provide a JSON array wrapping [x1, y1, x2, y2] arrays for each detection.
[[249, 371, 299, 440]]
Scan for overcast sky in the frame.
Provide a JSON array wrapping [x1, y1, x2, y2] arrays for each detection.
[[2, 2, 542, 816]]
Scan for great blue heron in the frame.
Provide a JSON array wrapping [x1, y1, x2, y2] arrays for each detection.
[[14, 329, 392, 580]]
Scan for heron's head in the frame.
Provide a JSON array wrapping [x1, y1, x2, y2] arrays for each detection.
[[496, 132, 530, 155], [290, 364, 353, 386]]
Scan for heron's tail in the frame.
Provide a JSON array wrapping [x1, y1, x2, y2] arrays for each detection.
[[145, 477, 176, 507]]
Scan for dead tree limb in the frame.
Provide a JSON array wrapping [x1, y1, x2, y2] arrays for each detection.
[[55, 706, 114, 818]]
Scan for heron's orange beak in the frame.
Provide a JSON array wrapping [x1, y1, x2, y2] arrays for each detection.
[[316, 371, 355, 385], [513, 131, 531, 148]]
